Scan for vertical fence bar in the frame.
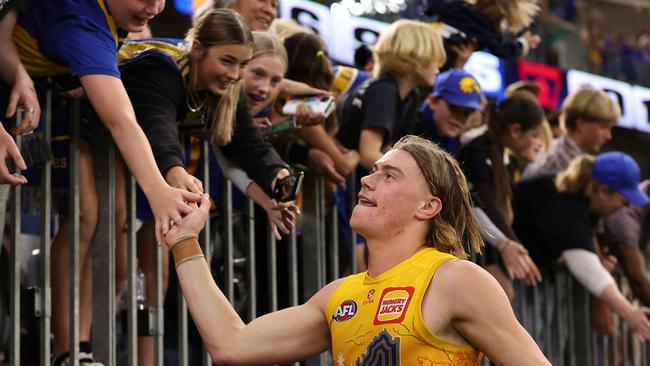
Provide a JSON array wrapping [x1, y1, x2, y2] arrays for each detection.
[[567, 271, 576, 366], [301, 172, 323, 302], [267, 232, 278, 311], [246, 199, 257, 320], [288, 229, 299, 307], [201, 141, 212, 366], [153, 233, 164, 366], [68, 99, 81, 366], [347, 171, 357, 274], [9, 113, 22, 366], [126, 175, 138, 366], [177, 291, 189, 366], [317, 178, 327, 288], [39, 92, 52, 366], [92, 126, 116, 366], [621, 306, 629, 366], [224, 180, 234, 302], [555, 270, 566, 366], [543, 277, 553, 358], [328, 200, 339, 281], [301, 173, 325, 366]]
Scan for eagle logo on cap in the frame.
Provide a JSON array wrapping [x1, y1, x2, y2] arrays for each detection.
[[459, 77, 481, 94]]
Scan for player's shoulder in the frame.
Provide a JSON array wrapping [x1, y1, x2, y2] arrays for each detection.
[[432, 259, 498, 294]]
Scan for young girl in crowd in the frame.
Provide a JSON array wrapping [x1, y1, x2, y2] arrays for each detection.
[[458, 93, 545, 299], [117, 10, 296, 364], [336, 19, 445, 170], [218, 30, 301, 240]]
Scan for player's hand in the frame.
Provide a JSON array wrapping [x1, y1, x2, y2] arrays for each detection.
[[148, 183, 202, 245], [164, 194, 211, 248]]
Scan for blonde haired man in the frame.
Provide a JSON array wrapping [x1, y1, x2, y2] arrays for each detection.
[[164, 135, 550, 365]]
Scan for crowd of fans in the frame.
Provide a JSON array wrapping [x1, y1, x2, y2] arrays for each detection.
[[533, 0, 650, 86], [0, 0, 649, 365]]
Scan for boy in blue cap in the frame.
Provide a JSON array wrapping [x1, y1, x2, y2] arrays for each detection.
[[414, 69, 484, 155]]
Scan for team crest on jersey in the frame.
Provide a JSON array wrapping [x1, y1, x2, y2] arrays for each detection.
[[373, 287, 414, 325], [333, 300, 358, 322], [356, 329, 400, 365]]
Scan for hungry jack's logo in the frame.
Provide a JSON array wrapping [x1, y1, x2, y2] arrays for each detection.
[[333, 300, 358, 322], [373, 287, 414, 325]]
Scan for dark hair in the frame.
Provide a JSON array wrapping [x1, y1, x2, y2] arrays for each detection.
[[486, 93, 545, 219], [354, 44, 373, 70], [284, 32, 336, 131], [284, 32, 333, 91]]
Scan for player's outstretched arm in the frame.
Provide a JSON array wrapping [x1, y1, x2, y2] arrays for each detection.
[[433, 260, 551, 365], [166, 195, 338, 365]]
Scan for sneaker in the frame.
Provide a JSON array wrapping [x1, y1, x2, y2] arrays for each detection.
[[52, 342, 104, 366]]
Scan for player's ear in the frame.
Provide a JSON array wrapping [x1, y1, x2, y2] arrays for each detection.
[[416, 196, 442, 220]]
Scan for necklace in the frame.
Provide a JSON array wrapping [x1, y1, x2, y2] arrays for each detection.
[[186, 89, 207, 113]]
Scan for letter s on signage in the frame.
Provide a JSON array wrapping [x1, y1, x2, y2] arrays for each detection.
[[463, 51, 503, 99]]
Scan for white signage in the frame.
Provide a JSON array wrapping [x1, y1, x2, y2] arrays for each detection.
[[279, 0, 389, 65]]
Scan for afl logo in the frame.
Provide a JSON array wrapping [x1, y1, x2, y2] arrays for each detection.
[[333, 300, 357, 322]]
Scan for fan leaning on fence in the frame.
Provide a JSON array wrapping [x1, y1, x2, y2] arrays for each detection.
[[163, 135, 551, 365]]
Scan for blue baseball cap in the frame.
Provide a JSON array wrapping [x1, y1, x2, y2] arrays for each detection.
[[592, 152, 650, 207], [432, 69, 483, 111]]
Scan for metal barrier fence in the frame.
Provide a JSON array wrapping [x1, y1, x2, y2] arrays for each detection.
[[4, 95, 650, 365]]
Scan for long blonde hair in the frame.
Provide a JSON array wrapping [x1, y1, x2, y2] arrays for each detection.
[[555, 154, 596, 196], [372, 19, 446, 78], [187, 9, 253, 146], [393, 135, 482, 259]]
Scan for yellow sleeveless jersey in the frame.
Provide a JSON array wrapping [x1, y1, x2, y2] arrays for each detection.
[[326, 247, 483, 366]]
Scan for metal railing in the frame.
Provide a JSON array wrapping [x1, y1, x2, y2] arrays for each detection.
[[4, 94, 650, 365]]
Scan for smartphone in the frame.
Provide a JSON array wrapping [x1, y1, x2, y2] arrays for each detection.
[[260, 118, 298, 138], [281, 95, 335, 118], [273, 171, 304, 202]]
